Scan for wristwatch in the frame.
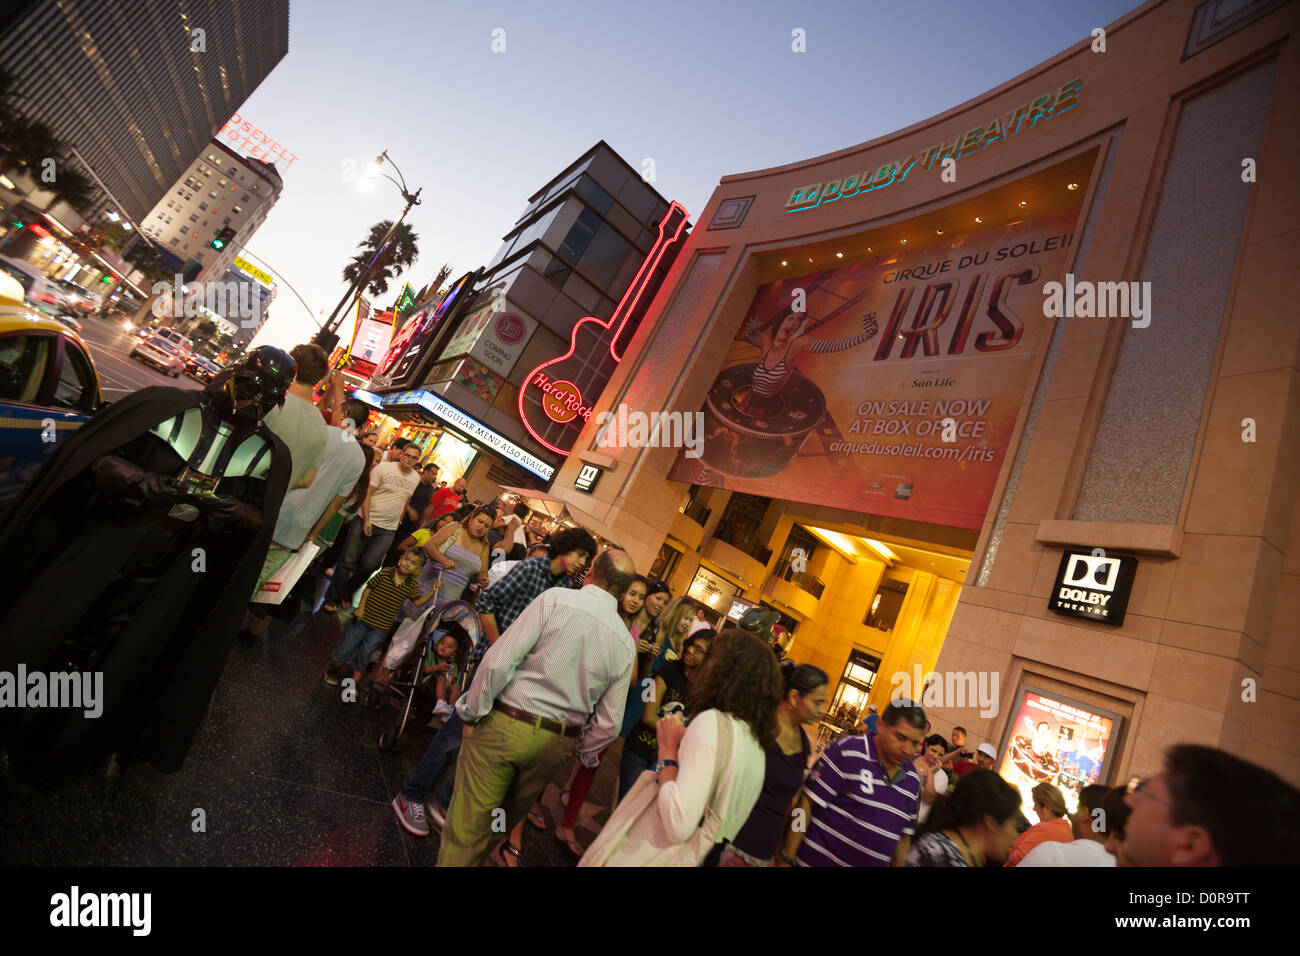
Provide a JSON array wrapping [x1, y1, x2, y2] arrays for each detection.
[[655, 759, 679, 773]]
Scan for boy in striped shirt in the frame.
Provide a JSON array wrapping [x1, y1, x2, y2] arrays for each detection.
[[326, 549, 436, 687]]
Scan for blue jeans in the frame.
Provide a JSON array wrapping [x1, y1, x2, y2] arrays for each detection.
[[332, 618, 388, 675], [330, 516, 396, 602], [402, 711, 463, 807], [617, 749, 654, 805]]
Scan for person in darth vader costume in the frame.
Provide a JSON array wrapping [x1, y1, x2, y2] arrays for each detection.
[[0, 347, 296, 786]]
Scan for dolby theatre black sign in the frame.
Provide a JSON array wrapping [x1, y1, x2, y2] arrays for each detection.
[[1049, 550, 1137, 625]]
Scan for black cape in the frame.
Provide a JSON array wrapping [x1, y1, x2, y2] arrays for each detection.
[[0, 387, 290, 776]]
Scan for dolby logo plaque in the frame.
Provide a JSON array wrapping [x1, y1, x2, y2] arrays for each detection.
[[1049, 550, 1137, 626]]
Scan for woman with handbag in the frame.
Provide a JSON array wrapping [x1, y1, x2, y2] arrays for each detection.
[[580, 628, 781, 867]]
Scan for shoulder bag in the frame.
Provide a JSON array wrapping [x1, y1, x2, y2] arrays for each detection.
[[580, 712, 736, 867]]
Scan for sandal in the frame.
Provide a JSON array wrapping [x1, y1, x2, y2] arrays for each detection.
[[526, 808, 546, 831], [496, 842, 522, 868]]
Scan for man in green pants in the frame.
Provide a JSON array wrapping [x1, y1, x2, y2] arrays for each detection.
[[436, 549, 637, 867]]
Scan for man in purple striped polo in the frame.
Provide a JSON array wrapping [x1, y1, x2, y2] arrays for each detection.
[[778, 699, 928, 867]]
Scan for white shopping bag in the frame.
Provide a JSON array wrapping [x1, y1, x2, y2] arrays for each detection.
[[254, 542, 322, 605]]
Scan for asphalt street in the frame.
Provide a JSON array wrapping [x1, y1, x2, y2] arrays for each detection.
[[74, 312, 203, 399]]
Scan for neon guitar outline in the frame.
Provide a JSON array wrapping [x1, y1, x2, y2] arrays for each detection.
[[519, 201, 690, 457]]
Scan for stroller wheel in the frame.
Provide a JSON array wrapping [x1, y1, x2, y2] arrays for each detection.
[[362, 686, 383, 710], [378, 728, 401, 753]]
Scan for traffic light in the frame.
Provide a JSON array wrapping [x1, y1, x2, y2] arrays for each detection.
[[210, 226, 236, 250]]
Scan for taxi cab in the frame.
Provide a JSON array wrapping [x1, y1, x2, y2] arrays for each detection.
[[0, 272, 105, 506]]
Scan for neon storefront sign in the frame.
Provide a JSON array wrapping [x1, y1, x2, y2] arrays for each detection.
[[519, 201, 690, 456], [787, 79, 1083, 213]]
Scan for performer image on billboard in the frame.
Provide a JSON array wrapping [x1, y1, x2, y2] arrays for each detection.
[[734, 307, 879, 417]]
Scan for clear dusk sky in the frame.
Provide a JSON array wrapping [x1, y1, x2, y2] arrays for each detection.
[[241, 0, 1141, 351]]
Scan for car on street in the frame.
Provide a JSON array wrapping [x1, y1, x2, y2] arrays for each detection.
[[0, 254, 64, 316], [185, 354, 220, 382], [129, 329, 190, 377], [0, 272, 105, 507], [53, 312, 83, 333], [55, 279, 103, 315]]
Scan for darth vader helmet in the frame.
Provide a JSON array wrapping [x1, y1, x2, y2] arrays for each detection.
[[202, 346, 296, 424]]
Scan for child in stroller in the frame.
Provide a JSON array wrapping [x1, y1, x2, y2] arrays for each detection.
[[370, 601, 476, 752], [423, 625, 466, 724]]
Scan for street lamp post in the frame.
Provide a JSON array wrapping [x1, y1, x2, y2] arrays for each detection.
[[312, 150, 421, 351]]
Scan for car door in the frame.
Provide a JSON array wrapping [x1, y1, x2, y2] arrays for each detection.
[[0, 329, 60, 503]]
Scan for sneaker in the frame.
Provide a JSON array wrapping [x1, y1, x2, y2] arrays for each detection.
[[425, 799, 447, 832], [324, 662, 342, 686], [432, 700, 454, 719], [237, 627, 258, 647], [392, 794, 429, 837]]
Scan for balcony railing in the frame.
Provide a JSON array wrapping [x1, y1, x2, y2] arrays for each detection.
[[773, 557, 826, 599], [714, 519, 772, 566]]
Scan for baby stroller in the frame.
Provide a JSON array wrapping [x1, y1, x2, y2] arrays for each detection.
[[367, 599, 478, 753]]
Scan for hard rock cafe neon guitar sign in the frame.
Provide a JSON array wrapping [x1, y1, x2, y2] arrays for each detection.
[[518, 201, 690, 457]]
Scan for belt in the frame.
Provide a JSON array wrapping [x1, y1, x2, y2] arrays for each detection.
[[492, 702, 585, 737]]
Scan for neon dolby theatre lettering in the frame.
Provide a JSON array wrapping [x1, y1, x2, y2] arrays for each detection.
[[786, 79, 1083, 213]]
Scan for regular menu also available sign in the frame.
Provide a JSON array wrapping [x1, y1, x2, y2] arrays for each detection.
[[668, 209, 1080, 530], [1048, 549, 1137, 625]]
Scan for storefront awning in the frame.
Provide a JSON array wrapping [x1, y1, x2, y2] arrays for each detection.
[[497, 487, 623, 547], [353, 388, 555, 481], [497, 485, 569, 520]]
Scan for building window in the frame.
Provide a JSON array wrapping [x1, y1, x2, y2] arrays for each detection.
[[233, 206, 242, 213], [170, 238, 179, 246], [827, 649, 882, 725], [541, 255, 571, 289], [864, 578, 909, 632], [189, 214, 198, 222], [679, 485, 711, 526], [180, 226, 188, 234], [209, 191, 217, 199], [714, 493, 773, 564], [199, 202, 207, 210], [649, 542, 681, 582], [556, 205, 602, 266], [241, 194, 249, 202], [218, 179, 226, 187]]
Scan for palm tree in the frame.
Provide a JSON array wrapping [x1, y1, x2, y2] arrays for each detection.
[[341, 219, 419, 298], [415, 262, 453, 303], [0, 68, 98, 212]]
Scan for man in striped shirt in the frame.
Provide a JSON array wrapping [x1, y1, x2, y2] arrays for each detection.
[[436, 549, 637, 867], [778, 699, 927, 867]]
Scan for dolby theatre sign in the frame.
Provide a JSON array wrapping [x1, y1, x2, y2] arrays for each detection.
[[1049, 549, 1137, 626]]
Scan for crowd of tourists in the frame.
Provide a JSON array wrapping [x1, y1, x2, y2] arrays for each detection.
[[236, 344, 1300, 868]]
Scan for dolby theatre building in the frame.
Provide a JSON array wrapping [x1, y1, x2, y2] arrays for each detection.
[[548, 0, 1300, 797]]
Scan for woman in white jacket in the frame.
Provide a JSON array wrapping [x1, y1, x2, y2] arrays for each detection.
[[581, 628, 783, 866]]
